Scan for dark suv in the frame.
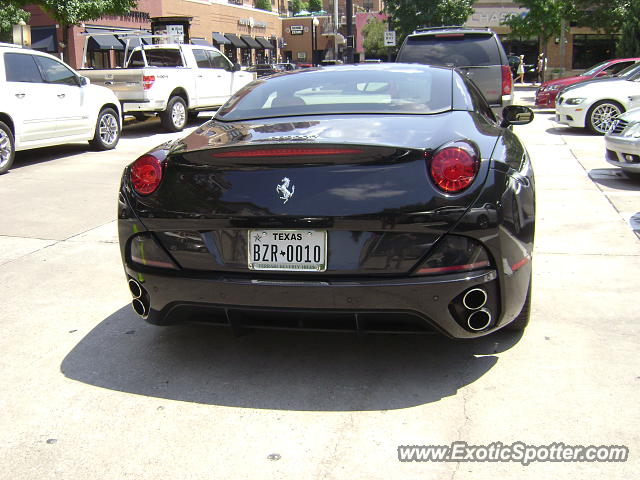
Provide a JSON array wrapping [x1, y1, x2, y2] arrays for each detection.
[[396, 26, 513, 113]]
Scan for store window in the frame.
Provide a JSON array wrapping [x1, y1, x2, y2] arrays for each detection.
[[572, 34, 619, 69]]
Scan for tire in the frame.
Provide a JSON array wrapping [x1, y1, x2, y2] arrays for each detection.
[[0, 121, 16, 175], [505, 274, 532, 331], [89, 108, 120, 150], [161, 96, 187, 132], [586, 100, 624, 135]]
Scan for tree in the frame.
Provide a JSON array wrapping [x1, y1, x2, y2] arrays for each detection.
[[291, 0, 308, 15], [616, 0, 640, 57], [384, 0, 475, 43], [0, 4, 30, 43], [501, 0, 577, 56], [362, 17, 386, 59], [255, 0, 272, 12], [308, 0, 323, 13]]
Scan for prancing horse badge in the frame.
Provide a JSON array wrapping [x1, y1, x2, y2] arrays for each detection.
[[276, 177, 295, 204]]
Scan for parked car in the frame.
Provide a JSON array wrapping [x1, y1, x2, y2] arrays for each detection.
[[246, 64, 280, 77], [396, 26, 513, 115], [605, 107, 640, 179], [0, 42, 121, 175], [555, 69, 640, 134], [81, 41, 254, 132], [536, 58, 640, 108], [117, 63, 535, 338], [274, 62, 298, 72]]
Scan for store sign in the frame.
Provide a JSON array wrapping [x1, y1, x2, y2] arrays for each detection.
[[167, 24, 184, 44], [465, 7, 527, 27], [290, 25, 304, 35], [239, 18, 267, 28]]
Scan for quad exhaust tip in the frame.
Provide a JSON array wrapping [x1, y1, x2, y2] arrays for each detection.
[[128, 278, 143, 299], [132, 298, 149, 318], [462, 288, 487, 310], [467, 308, 492, 331]]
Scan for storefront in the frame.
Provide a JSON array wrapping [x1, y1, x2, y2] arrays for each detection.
[[21, 0, 282, 69]]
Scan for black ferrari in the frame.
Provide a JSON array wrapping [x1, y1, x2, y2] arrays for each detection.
[[118, 64, 535, 338]]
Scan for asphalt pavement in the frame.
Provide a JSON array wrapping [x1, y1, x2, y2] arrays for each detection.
[[0, 98, 639, 479]]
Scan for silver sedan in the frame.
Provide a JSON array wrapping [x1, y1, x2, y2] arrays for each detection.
[[605, 107, 640, 179]]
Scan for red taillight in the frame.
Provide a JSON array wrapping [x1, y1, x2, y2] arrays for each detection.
[[501, 65, 512, 95], [131, 154, 163, 195], [142, 75, 155, 90], [429, 145, 479, 193], [211, 147, 362, 158]]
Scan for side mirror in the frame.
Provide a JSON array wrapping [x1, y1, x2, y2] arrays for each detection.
[[500, 105, 534, 128], [77, 76, 89, 86], [232, 62, 242, 72]]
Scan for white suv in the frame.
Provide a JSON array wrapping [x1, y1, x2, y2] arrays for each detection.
[[0, 43, 122, 174]]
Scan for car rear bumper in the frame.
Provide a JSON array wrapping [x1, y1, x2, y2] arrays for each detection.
[[123, 265, 526, 338], [122, 99, 167, 112]]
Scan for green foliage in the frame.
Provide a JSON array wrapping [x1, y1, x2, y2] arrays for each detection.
[[255, 0, 272, 11], [291, 0, 308, 15], [8, 0, 138, 26], [308, 0, 323, 13], [384, 0, 474, 43], [501, 0, 575, 51], [616, 0, 640, 57], [0, 4, 30, 43], [362, 17, 386, 58]]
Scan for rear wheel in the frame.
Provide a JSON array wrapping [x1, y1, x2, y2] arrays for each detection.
[[0, 121, 16, 175], [161, 96, 187, 132], [505, 274, 532, 331], [90, 108, 120, 150], [586, 100, 623, 135]]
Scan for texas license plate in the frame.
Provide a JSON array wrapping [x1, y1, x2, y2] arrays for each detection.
[[248, 230, 327, 271]]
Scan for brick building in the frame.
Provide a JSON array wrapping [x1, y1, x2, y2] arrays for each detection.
[[23, 0, 283, 70]]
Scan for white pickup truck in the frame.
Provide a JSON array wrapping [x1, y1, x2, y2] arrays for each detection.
[[81, 43, 255, 132]]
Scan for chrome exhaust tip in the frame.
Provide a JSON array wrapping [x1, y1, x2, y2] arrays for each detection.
[[462, 288, 487, 310], [467, 308, 492, 331], [132, 298, 148, 318], [128, 278, 143, 299]]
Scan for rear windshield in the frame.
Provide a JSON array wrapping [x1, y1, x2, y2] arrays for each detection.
[[216, 66, 453, 121], [398, 34, 502, 67], [128, 48, 183, 67]]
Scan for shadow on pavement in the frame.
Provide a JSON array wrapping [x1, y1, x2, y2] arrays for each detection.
[[546, 126, 592, 136], [589, 168, 640, 191], [12, 143, 95, 170], [120, 116, 208, 140], [61, 305, 523, 411]]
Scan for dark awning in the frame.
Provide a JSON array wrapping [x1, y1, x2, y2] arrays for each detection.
[[255, 36, 274, 50], [224, 33, 248, 49], [212, 32, 230, 45], [85, 28, 124, 51], [191, 38, 210, 46], [30, 26, 56, 52], [119, 35, 148, 49], [240, 35, 262, 49]]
